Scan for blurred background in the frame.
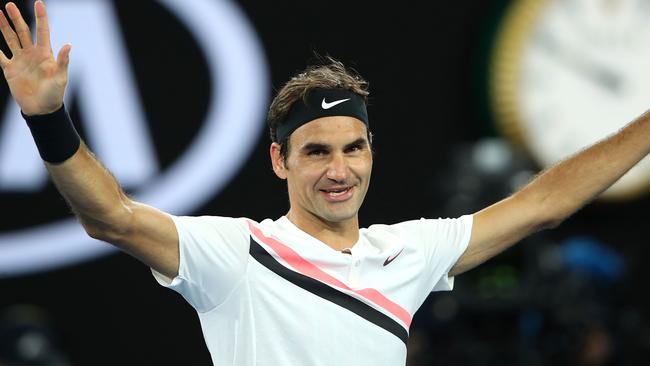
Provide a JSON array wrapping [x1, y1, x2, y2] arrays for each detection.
[[1, 0, 650, 365]]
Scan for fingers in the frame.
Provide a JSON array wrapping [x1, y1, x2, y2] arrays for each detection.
[[56, 43, 71, 69], [0, 11, 10, 68], [5, 2, 32, 48], [0, 8, 21, 55], [0, 1, 53, 68], [0, 50, 8, 69], [34, 0, 50, 50]]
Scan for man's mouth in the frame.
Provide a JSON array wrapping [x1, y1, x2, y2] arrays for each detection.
[[320, 186, 354, 201]]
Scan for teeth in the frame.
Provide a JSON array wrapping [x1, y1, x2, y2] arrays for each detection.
[[325, 188, 349, 196]]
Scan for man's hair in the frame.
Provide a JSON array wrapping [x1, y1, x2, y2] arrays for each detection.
[[267, 56, 370, 158]]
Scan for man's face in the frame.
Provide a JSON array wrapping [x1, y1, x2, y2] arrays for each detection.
[[271, 116, 373, 225]]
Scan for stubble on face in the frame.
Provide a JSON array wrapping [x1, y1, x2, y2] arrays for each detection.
[[282, 116, 373, 229]]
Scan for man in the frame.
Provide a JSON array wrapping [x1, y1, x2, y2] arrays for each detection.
[[2, 1, 649, 365]]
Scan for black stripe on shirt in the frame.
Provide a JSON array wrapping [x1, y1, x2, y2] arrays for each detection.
[[249, 237, 408, 345]]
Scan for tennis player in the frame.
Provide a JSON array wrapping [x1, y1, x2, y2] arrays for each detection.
[[2, 2, 649, 365]]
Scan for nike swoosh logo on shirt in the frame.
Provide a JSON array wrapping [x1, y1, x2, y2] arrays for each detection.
[[383, 249, 404, 266], [321, 97, 351, 109]]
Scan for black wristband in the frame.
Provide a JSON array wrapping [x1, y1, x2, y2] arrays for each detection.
[[22, 105, 81, 164]]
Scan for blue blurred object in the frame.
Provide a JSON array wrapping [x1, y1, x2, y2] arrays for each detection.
[[561, 236, 624, 282], [519, 309, 544, 344]]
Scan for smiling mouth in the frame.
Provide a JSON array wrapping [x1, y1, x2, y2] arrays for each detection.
[[320, 186, 354, 200]]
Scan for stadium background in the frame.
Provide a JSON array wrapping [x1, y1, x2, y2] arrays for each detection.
[[1, 0, 649, 365]]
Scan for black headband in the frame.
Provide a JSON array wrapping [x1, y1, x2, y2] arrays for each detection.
[[276, 88, 369, 142]]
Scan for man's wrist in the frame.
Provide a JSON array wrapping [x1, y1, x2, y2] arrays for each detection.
[[21, 102, 65, 117], [22, 104, 81, 164]]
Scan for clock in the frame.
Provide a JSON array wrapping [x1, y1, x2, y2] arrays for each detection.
[[489, 0, 650, 201]]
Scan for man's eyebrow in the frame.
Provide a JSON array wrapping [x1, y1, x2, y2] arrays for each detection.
[[300, 138, 368, 152], [344, 138, 368, 149], [301, 143, 330, 151]]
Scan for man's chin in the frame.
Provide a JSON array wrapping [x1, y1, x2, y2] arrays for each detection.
[[316, 207, 359, 224]]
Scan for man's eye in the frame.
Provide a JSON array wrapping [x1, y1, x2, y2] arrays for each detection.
[[346, 145, 362, 153], [308, 149, 327, 156]]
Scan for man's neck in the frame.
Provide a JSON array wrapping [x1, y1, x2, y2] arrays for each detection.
[[285, 210, 359, 251]]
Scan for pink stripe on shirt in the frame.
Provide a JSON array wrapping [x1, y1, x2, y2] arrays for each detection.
[[248, 221, 412, 328]]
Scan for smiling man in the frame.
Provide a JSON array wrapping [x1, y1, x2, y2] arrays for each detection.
[[3, 1, 650, 365], [268, 84, 375, 250]]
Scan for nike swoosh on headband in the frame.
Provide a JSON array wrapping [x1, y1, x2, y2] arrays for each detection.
[[321, 97, 351, 109]]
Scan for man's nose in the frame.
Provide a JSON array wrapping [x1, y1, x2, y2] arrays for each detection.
[[326, 153, 349, 182]]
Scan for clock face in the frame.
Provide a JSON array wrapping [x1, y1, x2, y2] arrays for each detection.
[[491, 0, 650, 200]]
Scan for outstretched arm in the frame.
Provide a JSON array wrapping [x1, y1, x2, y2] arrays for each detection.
[[0, 1, 179, 278], [449, 109, 650, 276]]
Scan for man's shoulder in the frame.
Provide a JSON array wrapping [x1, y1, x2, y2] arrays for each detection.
[[362, 217, 429, 233], [360, 216, 473, 254], [362, 215, 473, 240], [172, 214, 251, 225], [172, 214, 276, 237]]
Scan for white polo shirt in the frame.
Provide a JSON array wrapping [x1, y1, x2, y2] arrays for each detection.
[[153, 214, 472, 366]]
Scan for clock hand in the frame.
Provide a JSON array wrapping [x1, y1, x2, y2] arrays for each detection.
[[537, 31, 622, 94]]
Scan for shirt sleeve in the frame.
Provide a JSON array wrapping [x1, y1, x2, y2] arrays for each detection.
[[151, 215, 250, 313], [425, 215, 473, 291], [392, 215, 473, 293]]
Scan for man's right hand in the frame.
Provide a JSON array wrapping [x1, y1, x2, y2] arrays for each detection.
[[0, 1, 71, 116], [0, 1, 181, 279]]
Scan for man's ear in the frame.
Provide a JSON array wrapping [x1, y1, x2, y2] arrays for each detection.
[[270, 142, 288, 179]]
